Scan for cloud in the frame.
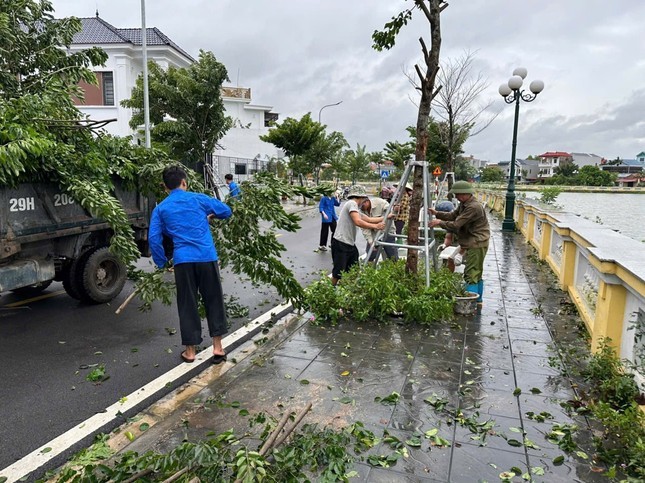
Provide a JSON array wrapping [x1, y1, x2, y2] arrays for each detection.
[[51, 0, 645, 160]]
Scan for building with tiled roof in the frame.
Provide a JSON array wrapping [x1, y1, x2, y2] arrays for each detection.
[[69, 14, 282, 177], [537, 151, 573, 178], [70, 14, 194, 138]]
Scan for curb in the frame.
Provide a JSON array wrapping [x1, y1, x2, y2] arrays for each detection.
[[0, 303, 295, 483]]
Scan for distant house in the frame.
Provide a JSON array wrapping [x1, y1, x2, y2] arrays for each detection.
[[570, 152, 603, 168], [497, 159, 540, 183], [636, 151, 645, 163], [213, 86, 284, 182], [537, 151, 572, 178], [600, 156, 644, 175], [615, 173, 644, 188], [69, 13, 282, 181], [462, 155, 488, 171]]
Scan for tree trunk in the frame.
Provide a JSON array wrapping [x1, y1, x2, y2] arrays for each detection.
[[406, 0, 443, 274], [446, 104, 455, 201]]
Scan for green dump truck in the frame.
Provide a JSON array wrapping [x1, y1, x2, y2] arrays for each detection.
[[0, 180, 150, 303]]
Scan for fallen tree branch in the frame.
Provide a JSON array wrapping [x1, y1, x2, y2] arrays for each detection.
[[271, 402, 313, 448], [259, 409, 292, 456]]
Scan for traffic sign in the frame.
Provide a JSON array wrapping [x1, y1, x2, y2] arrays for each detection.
[[433, 167, 442, 176], [380, 170, 390, 179]]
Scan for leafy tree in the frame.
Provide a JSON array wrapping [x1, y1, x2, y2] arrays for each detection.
[[554, 162, 578, 177], [480, 166, 505, 183], [407, 119, 470, 174], [122, 50, 232, 165], [0, 0, 107, 100], [265, 156, 288, 179], [577, 165, 616, 186], [383, 140, 415, 169], [0, 0, 148, 263], [1, 1, 316, 309], [344, 144, 371, 185], [260, 114, 325, 180], [373, 0, 447, 273], [454, 156, 477, 181], [322, 151, 349, 184], [303, 130, 348, 184]]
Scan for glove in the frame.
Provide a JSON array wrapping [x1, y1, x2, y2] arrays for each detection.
[[453, 252, 463, 266]]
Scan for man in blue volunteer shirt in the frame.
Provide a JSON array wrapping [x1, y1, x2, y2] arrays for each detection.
[[149, 166, 232, 364], [224, 173, 241, 199], [317, 190, 340, 251]]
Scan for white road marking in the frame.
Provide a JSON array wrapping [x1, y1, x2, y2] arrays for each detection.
[[0, 301, 293, 483]]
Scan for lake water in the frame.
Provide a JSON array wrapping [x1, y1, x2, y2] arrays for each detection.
[[523, 192, 645, 242]]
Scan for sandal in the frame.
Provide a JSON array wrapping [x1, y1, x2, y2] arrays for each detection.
[[181, 350, 195, 363], [212, 353, 227, 365]]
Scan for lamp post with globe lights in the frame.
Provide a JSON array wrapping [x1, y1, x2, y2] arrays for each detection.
[[498, 68, 544, 231]]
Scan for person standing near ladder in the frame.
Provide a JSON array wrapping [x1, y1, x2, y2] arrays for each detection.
[[429, 181, 490, 304], [318, 190, 340, 251]]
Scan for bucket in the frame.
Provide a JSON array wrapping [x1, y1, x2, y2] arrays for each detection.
[[454, 291, 479, 315]]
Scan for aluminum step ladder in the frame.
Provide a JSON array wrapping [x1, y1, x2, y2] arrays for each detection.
[[364, 159, 439, 287]]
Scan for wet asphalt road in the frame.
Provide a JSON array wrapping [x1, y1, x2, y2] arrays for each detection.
[[0, 204, 343, 470]]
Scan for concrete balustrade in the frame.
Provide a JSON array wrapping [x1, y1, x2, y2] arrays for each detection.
[[477, 190, 645, 388]]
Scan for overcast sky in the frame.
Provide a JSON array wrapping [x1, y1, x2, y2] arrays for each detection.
[[51, 0, 645, 162]]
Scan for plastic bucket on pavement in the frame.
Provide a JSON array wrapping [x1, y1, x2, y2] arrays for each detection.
[[454, 291, 479, 315]]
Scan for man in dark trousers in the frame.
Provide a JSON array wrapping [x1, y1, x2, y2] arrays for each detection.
[[318, 191, 340, 251], [331, 185, 385, 285], [149, 166, 232, 364], [429, 181, 490, 304]]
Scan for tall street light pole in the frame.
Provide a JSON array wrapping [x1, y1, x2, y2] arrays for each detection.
[[318, 100, 343, 124], [498, 68, 544, 232], [141, 0, 151, 148]]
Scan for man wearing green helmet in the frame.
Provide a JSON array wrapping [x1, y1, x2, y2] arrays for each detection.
[[429, 181, 490, 304]]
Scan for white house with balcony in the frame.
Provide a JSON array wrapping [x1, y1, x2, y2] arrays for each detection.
[[538, 151, 573, 178], [497, 159, 540, 183], [69, 14, 281, 180], [70, 14, 194, 137]]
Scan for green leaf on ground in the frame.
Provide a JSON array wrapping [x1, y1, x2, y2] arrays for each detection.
[[405, 437, 422, 447], [139, 423, 150, 432], [375, 391, 400, 405], [530, 387, 542, 394], [507, 439, 522, 447], [513, 387, 522, 396]]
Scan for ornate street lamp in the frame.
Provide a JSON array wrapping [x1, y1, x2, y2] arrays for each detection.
[[498, 68, 544, 231]]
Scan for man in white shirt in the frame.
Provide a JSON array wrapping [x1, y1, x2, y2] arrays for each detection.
[[359, 196, 398, 261], [331, 185, 385, 285]]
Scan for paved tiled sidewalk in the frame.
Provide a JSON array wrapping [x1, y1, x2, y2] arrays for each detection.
[[121, 218, 608, 482]]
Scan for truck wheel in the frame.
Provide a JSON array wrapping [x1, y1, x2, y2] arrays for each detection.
[[11, 280, 53, 297], [62, 248, 98, 300], [80, 247, 127, 304]]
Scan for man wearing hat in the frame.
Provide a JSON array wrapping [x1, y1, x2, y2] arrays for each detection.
[[331, 185, 386, 285], [429, 181, 490, 304]]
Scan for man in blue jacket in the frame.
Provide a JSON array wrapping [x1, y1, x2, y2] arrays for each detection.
[[224, 173, 241, 199], [149, 166, 232, 364], [318, 191, 340, 251]]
